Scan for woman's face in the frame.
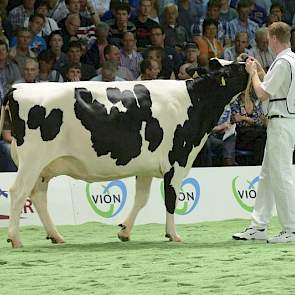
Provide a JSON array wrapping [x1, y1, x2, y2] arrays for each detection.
[[204, 24, 217, 39]]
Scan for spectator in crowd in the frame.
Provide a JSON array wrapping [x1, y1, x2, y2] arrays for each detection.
[[9, 27, 36, 74], [230, 89, 267, 165], [0, 117, 17, 172], [7, 0, 36, 33], [58, 0, 96, 43], [101, 0, 126, 22], [224, 31, 250, 61], [64, 63, 81, 81], [0, 40, 21, 95], [249, 27, 275, 71], [149, 0, 160, 23], [192, 0, 228, 46], [248, 0, 267, 27], [219, 0, 238, 24], [138, 58, 160, 80], [120, 32, 143, 79], [133, 0, 158, 50], [161, 4, 189, 50], [79, 0, 100, 26], [194, 18, 224, 67], [15, 57, 40, 83], [60, 13, 81, 52], [47, 30, 68, 71], [90, 0, 111, 18], [84, 22, 110, 69], [264, 13, 279, 27], [24, 0, 59, 38], [149, 25, 182, 78], [0, 0, 13, 42], [91, 60, 125, 81], [182, 42, 199, 66], [61, 40, 96, 80], [177, 62, 192, 80], [97, 44, 134, 80], [108, 3, 136, 47], [277, 0, 295, 25], [47, 0, 68, 23], [291, 28, 295, 53], [269, 2, 284, 22], [38, 49, 63, 81], [227, 0, 259, 48]]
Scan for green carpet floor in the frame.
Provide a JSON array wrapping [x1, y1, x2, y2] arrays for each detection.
[[0, 218, 294, 295]]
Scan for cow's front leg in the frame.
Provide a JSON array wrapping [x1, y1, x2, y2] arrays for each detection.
[[30, 177, 64, 245], [118, 176, 152, 242], [164, 167, 182, 242]]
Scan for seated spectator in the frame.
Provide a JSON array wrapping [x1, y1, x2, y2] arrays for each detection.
[[0, 40, 22, 95], [7, 0, 35, 33], [191, 0, 229, 46], [177, 62, 192, 80], [219, 0, 238, 24], [137, 58, 160, 80], [149, 0, 160, 23], [224, 31, 250, 61], [144, 45, 165, 78], [149, 25, 182, 78], [227, 0, 259, 48], [249, 27, 275, 71], [64, 63, 81, 81], [194, 18, 224, 67], [47, 30, 68, 71], [79, 0, 100, 26], [132, 0, 158, 50], [248, 0, 267, 27], [38, 49, 63, 82], [91, 60, 125, 81], [84, 22, 110, 70], [97, 44, 134, 80], [108, 3, 136, 47], [0, 114, 17, 172], [120, 32, 143, 79], [182, 42, 199, 66], [9, 27, 36, 74], [47, 0, 68, 23], [269, 2, 284, 22], [230, 89, 267, 165], [61, 40, 96, 80], [264, 13, 279, 27], [15, 57, 40, 83], [161, 3, 190, 50], [206, 104, 237, 166]]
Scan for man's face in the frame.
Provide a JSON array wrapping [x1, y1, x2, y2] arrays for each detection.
[[150, 28, 164, 46], [49, 34, 63, 51], [208, 6, 220, 21], [66, 16, 80, 35], [238, 6, 250, 22], [67, 0, 80, 13], [256, 33, 269, 51], [106, 46, 121, 64], [17, 31, 32, 50], [185, 47, 198, 63], [29, 16, 45, 34], [23, 62, 39, 82], [67, 68, 81, 81], [122, 33, 135, 51], [270, 7, 283, 20], [235, 33, 248, 54], [165, 10, 177, 25], [0, 44, 8, 62], [36, 4, 49, 16], [102, 68, 116, 81], [116, 9, 129, 25], [139, 0, 152, 17], [68, 47, 82, 63]]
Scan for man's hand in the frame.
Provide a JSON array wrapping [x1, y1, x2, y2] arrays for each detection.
[[245, 57, 257, 76]]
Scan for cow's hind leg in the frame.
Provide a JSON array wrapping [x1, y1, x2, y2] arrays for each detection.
[[118, 176, 152, 242], [30, 177, 64, 245], [164, 167, 183, 242], [8, 167, 44, 248]]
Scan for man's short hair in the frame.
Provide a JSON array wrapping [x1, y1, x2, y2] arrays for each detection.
[[268, 21, 291, 44], [237, 0, 251, 11], [34, 0, 50, 10], [29, 13, 45, 23], [68, 40, 82, 51], [207, 0, 221, 9], [151, 24, 165, 35]]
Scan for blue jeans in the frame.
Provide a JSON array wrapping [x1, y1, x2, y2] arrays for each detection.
[[0, 140, 17, 172]]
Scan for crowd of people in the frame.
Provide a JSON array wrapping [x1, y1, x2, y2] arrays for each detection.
[[0, 0, 295, 171]]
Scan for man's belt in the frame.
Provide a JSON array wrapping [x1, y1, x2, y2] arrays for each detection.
[[267, 115, 286, 119]]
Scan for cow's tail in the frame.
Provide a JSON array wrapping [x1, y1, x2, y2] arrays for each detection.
[[0, 88, 15, 136]]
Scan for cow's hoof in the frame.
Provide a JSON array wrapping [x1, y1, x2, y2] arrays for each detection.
[[7, 238, 23, 248], [46, 236, 65, 244], [117, 232, 130, 242], [165, 234, 182, 242]]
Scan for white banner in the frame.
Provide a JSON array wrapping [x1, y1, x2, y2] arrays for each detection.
[[0, 166, 269, 227]]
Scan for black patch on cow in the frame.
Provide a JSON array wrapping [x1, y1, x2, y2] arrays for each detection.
[[27, 105, 63, 141], [9, 96, 26, 146], [164, 167, 177, 214], [74, 86, 163, 165], [169, 63, 248, 168]]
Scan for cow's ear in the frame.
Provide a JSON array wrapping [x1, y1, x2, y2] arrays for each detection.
[[209, 58, 223, 71]]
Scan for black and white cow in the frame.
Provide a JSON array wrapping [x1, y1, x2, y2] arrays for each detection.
[[2, 59, 248, 248]]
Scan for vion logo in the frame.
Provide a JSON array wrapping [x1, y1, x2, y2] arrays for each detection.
[[86, 180, 127, 218], [232, 176, 260, 212], [160, 178, 200, 215]]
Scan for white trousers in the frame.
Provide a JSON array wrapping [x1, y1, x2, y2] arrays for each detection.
[[250, 118, 295, 232]]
